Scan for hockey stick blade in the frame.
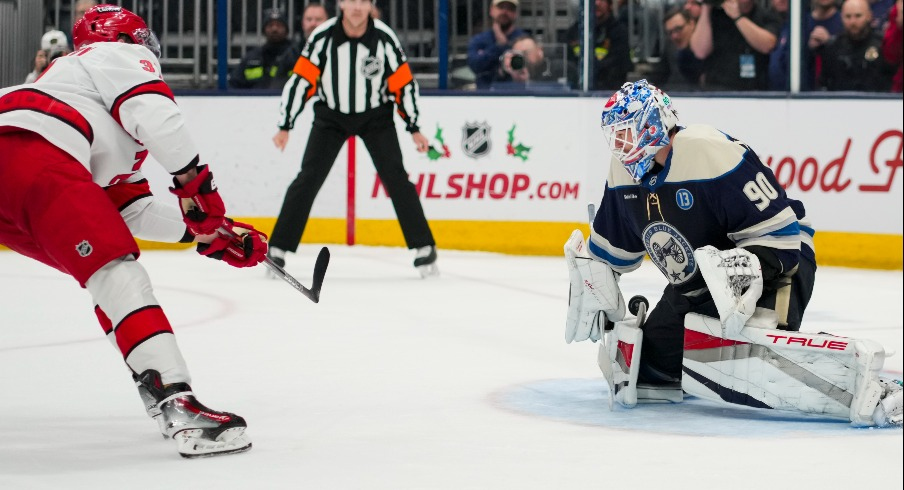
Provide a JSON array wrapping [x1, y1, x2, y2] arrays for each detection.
[[262, 247, 330, 303], [217, 226, 329, 303]]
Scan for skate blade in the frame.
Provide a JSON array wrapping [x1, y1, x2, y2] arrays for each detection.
[[176, 427, 252, 459], [417, 263, 439, 279]]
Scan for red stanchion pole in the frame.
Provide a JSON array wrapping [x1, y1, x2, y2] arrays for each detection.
[[346, 136, 356, 246]]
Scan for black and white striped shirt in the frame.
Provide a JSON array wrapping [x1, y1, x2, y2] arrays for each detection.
[[277, 15, 421, 132]]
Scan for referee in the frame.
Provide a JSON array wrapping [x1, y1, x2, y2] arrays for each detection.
[[270, 0, 438, 277]]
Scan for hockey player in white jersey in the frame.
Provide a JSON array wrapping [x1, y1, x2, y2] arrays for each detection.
[[0, 5, 269, 457], [563, 80, 902, 427]]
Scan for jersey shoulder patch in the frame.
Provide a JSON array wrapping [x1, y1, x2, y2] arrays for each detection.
[[666, 124, 747, 183]]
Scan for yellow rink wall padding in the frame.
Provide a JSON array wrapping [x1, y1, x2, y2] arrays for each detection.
[[3, 218, 901, 270]]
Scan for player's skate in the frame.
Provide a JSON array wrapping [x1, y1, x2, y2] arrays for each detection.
[[136, 370, 252, 458], [873, 377, 903, 427], [265, 248, 286, 280], [414, 245, 439, 278], [134, 373, 167, 438]]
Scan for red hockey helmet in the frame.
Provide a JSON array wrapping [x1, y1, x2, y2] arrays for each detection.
[[72, 4, 161, 58]]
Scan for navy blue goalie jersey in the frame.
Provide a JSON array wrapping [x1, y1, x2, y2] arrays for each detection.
[[589, 124, 815, 297]]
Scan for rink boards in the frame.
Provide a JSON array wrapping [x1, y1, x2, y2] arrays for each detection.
[[4, 94, 901, 269]]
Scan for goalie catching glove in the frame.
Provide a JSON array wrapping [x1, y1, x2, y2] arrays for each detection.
[[564, 229, 626, 343], [197, 219, 268, 268], [169, 165, 226, 235], [694, 246, 764, 337]]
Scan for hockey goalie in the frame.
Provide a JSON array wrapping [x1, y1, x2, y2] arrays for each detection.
[[561, 80, 902, 427]]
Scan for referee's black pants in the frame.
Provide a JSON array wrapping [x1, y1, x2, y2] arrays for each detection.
[[270, 102, 435, 252], [637, 251, 817, 385]]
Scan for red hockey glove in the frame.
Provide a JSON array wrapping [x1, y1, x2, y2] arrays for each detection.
[[169, 165, 226, 235], [196, 220, 269, 268]]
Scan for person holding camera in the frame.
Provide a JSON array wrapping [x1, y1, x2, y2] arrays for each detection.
[[467, 0, 528, 89], [496, 35, 572, 89], [689, 0, 781, 90]]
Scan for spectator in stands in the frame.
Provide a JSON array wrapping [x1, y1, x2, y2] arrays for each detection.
[[807, 1, 844, 90], [870, 0, 895, 29], [690, 0, 781, 91], [616, 0, 662, 60], [495, 35, 573, 89], [68, 0, 98, 47], [648, 6, 703, 91], [41, 30, 70, 60], [564, 0, 632, 90], [230, 8, 299, 89], [684, 0, 703, 20], [818, 0, 895, 90], [467, 0, 528, 89], [882, 0, 902, 91], [808, 0, 844, 60], [769, 0, 842, 90], [767, 0, 792, 90], [24, 50, 48, 84], [27, 29, 71, 83], [298, 2, 330, 49], [74, 0, 97, 24]]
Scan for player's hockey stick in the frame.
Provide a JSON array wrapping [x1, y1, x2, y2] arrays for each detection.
[[264, 247, 330, 303], [218, 227, 330, 303]]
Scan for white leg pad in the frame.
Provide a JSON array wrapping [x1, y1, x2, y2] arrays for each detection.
[[598, 319, 644, 408], [682, 313, 886, 425]]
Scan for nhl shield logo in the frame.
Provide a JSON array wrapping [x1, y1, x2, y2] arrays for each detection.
[[462, 122, 491, 159], [75, 240, 93, 257], [360, 56, 383, 79]]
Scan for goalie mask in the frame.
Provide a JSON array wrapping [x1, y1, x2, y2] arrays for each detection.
[[73, 4, 161, 59], [600, 80, 679, 182]]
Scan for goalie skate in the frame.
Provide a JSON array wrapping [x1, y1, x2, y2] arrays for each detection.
[[874, 378, 903, 427], [137, 370, 252, 458]]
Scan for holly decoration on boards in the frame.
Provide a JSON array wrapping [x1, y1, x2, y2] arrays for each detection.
[[427, 125, 451, 161], [506, 125, 531, 161]]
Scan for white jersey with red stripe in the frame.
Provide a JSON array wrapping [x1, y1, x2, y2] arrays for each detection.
[[0, 42, 199, 188]]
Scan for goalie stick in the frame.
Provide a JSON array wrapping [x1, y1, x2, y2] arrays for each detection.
[[587, 203, 651, 408], [587, 202, 618, 409], [218, 227, 330, 303]]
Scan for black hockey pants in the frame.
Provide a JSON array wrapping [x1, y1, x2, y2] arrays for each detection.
[[270, 102, 435, 252]]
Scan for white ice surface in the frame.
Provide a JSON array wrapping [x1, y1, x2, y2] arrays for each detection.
[[0, 246, 901, 489]]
